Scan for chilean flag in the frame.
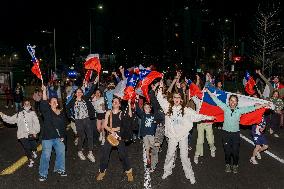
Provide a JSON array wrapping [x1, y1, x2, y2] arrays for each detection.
[[199, 87, 272, 125], [31, 60, 43, 80], [244, 71, 256, 95], [186, 79, 202, 99], [84, 70, 93, 82], [84, 57, 101, 74]]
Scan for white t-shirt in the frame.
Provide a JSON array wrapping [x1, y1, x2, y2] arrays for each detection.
[[92, 97, 105, 114]]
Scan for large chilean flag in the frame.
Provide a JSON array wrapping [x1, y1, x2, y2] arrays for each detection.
[[199, 87, 273, 125]]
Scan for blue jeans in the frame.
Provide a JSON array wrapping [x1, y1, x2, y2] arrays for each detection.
[[39, 138, 65, 178]]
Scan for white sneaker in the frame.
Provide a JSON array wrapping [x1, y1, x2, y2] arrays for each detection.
[[74, 138, 79, 146], [273, 134, 279, 138], [78, 151, 86, 160], [162, 173, 169, 179], [211, 150, 216, 158], [87, 152, 96, 163], [256, 152, 261, 160], [32, 151, 37, 159], [190, 177, 196, 184], [28, 160, 34, 167], [194, 156, 198, 164], [250, 157, 258, 165], [99, 133, 102, 142]]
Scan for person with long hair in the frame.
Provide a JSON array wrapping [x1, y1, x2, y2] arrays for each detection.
[[206, 89, 270, 174], [0, 100, 40, 168], [39, 85, 67, 182], [91, 89, 106, 145], [66, 77, 98, 162], [157, 80, 214, 184], [96, 97, 134, 182]]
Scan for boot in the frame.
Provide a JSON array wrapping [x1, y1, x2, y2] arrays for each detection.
[[125, 168, 134, 182], [96, 170, 106, 181]]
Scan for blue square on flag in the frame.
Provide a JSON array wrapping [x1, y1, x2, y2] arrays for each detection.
[[204, 87, 227, 105]]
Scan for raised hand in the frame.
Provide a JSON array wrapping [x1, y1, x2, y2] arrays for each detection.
[[94, 76, 99, 84], [41, 85, 46, 91], [176, 81, 181, 88]]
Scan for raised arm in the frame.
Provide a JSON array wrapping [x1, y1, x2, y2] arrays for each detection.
[[119, 66, 127, 81], [135, 97, 145, 118], [206, 88, 227, 110], [42, 85, 47, 100], [167, 72, 180, 93], [149, 83, 162, 114], [84, 76, 99, 99], [0, 112, 18, 125], [256, 69, 274, 97], [127, 99, 132, 118], [157, 80, 170, 113]]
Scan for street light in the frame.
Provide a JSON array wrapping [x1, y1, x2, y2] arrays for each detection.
[[89, 4, 103, 54], [41, 28, 56, 72]]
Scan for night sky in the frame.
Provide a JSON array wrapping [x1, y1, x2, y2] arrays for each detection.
[[0, 0, 282, 58]]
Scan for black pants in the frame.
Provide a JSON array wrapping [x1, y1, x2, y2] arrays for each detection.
[[99, 140, 131, 172], [269, 112, 281, 134], [19, 138, 37, 159], [91, 119, 99, 145], [6, 99, 13, 106], [222, 131, 240, 165], [75, 118, 93, 151]]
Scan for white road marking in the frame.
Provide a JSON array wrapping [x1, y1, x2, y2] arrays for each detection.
[[143, 144, 152, 189], [240, 134, 284, 164]]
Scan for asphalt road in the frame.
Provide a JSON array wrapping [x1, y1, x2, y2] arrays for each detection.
[[0, 107, 284, 189]]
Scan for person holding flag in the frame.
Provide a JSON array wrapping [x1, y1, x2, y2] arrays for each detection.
[[205, 88, 271, 174], [187, 75, 217, 165]]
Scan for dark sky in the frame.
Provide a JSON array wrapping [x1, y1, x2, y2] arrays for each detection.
[[0, 0, 282, 56]]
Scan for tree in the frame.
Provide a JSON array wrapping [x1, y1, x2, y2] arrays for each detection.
[[250, 1, 283, 76]]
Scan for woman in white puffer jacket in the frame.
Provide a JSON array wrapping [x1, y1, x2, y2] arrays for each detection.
[[156, 80, 214, 184], [0, 100, 40, 167]]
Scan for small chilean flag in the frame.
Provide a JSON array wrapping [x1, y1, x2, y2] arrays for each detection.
[[245, 71, 256, 95], [84, 57, 101, 74], [186, 79, 202, 99]]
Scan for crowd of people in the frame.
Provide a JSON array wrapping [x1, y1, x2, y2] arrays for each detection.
[[0, 66, 283, 184]]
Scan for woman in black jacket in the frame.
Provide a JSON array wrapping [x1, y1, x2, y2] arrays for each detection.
[[39, 85, 67, 182], [66, 77, 98, 163]]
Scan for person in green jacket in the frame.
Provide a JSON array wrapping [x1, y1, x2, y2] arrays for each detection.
[[206, 88, 270, 174]]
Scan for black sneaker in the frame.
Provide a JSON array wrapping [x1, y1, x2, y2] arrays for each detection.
[[39, 176, 47, 182], [57, 171, 67, 177]]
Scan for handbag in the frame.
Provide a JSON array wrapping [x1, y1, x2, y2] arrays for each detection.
[[106, 112, 119, 146]]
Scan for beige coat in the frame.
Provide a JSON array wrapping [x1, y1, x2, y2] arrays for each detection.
[[2, 110, 40, 139], [157, 91, 212, 142]]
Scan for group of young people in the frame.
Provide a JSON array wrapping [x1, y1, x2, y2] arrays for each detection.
[[0, 67, 282, 185]]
